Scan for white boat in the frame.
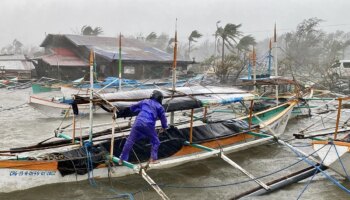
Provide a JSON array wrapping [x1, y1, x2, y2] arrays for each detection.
[[28, 95, 103, 118]]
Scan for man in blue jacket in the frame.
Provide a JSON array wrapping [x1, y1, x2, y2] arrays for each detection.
[[119, 90, 168, 164]]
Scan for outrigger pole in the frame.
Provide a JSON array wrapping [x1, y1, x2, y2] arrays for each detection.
[[109, 156, 170, 200], [185, 141, 270, 190]]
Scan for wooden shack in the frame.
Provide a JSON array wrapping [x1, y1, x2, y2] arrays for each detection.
[[36, 34, 192, 80]]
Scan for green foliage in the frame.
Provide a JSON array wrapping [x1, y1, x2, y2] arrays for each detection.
[[279, 17, 350, 88], [211, 23, 255, 83]]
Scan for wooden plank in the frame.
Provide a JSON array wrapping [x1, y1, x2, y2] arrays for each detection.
[[173, 134, 254, 156], [0, 160, 58, 171]]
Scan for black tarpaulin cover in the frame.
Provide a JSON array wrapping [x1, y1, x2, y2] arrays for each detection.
[[54, 119, 249, 176], [57, 145, 107, 176]]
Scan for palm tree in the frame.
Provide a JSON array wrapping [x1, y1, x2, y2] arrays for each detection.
[[236, 35, 256, 52], [188, 30, 202, 58], [81, 25, 103, 36], [216, 23, 242, 64]]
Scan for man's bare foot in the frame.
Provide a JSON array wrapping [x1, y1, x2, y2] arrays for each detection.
[[118, 159, 123, 165], [149, 159, 159, 164]]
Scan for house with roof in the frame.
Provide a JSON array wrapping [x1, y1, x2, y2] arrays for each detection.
[[36, 34, 192, 81], [0, 54, 35, 79]]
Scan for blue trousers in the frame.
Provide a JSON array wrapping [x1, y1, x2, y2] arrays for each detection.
[[120, 122, 160, 161]]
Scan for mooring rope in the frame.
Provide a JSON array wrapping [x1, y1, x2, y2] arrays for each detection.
[[285, 142, 350, 196], [332, 142, 350, 181], [297, 141, 332, 199]]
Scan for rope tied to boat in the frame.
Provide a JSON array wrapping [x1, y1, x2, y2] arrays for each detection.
[[84, 141, 97, 187]]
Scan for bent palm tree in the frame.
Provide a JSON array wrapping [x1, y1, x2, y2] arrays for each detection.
[[237, 35, 256, 52], [188, 30, 202, 58], [216, 23, 242, 64]]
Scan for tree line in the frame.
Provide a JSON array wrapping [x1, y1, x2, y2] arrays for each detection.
[[2, 20, 349, 89]]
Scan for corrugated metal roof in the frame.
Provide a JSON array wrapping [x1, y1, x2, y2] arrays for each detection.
[[42, 55, 88, 67], [0, 54, 26, 60], [0, 54, 34, 70], [41, 48, 88, 67], [64, 34, 184, 62]]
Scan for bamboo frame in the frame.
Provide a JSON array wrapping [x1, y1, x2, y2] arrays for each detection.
[[334, 98, 342, 139]]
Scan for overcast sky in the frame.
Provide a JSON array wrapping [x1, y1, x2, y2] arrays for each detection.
[[1, 0, 350, 48]]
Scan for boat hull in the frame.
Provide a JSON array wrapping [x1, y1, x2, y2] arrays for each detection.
[[28, 95, 103, 118]]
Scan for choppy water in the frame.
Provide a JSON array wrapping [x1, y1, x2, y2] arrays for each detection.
[[0, 88, 349, 200]]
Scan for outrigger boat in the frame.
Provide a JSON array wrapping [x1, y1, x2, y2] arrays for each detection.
[[0, 86, 298, 195]]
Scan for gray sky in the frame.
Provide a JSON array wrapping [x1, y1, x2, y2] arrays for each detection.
[[1, 0, 350, 48]]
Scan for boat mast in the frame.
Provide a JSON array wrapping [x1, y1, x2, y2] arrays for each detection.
[[268, 39, 272, 76], [118, 33, 122, 91], [253, 46, 256, 93], [274, 23, 279, 105], [88, 49, 94, 142], [170, 19, 178, 125]]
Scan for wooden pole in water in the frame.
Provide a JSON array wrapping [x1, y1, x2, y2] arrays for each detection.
[[334, 98, 343, 140], [189, 108, 194, 143]]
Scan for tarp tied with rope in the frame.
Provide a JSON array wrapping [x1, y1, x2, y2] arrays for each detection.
[[72, 86, 254, 116]]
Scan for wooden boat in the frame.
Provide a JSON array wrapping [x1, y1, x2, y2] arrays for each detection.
[[0, 91, 297, 193], [31, 83, 61, 94], [28, 95, 100, 118]]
